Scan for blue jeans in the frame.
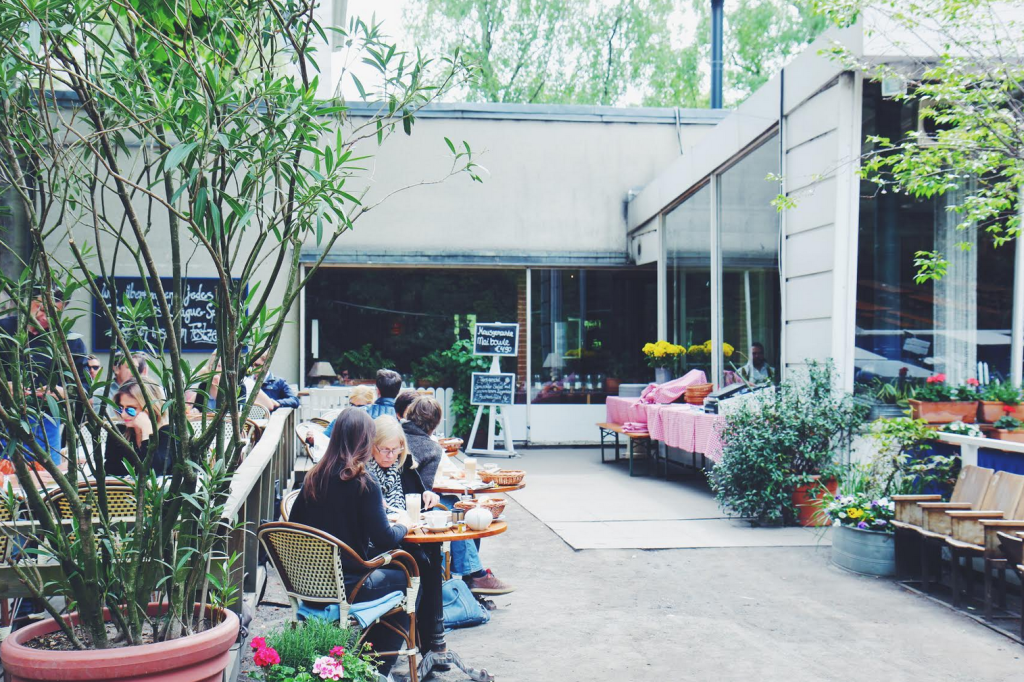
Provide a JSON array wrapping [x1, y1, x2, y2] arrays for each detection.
[[441, 495, 484, 575], [0, 415, 61, 466]]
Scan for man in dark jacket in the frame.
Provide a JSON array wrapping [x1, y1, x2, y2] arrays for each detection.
[[250, 351, 299, 411], [0, 288, 88, 464], [325, 368, 401, 437]]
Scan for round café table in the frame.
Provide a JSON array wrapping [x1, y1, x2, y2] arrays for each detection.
[[431, 480, 525, 495], [403, 521, 505, 682]]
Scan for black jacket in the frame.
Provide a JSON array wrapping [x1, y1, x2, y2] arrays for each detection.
[[104, 425, 176, 477]]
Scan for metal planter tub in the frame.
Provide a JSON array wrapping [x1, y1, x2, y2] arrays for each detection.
[[831, 525, 896, 577]]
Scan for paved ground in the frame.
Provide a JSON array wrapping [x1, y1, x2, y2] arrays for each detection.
[[248, 448, 1024, 682]]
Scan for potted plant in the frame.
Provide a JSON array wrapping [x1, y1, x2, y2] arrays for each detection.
[[249, 618, 381, 682], [978, 379, 1024, 423], [0, 0, 477, 677], [823, 488, 897, 577], [863, 378, 914, 421], [642, 340, 685, 383], [713, 361, 867, 526], [907, 374, 979, 423], [987, 413, 1024, 443]]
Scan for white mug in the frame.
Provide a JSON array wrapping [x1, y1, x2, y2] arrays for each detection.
[[405, 493, 421, 521], [425, 510, 448, 529]]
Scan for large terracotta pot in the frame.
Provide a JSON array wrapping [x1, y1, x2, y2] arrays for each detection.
[[908, 399, 977, 424], [978, 401, 1024, 424], [1, 604, 238, 682], [792, 477, 837, 527], [988, 429, 1024, 444]]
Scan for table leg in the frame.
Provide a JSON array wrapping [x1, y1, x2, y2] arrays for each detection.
[[418, 650, 494, 681], [599, 428, 606, 463], [615, 431, 621, 461], [628, 438, 635, 477]]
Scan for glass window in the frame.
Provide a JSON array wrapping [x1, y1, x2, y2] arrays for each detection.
[[530, 268, 656, 404], [855, 82, 1016, 390], [719, 135, 781, 385], [666, 185, 712, 377]]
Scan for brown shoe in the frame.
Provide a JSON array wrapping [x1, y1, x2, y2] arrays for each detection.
[[465, 569, 515, 595]]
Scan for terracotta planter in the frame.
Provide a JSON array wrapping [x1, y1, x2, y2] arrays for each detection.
[[987, 429, 1024, 444], [605, 377, 621, 395], [792, 477, 837, 527], [978, 401, 1024, 424], [908, 399, 977, 424], [1, 604, 238, 682]]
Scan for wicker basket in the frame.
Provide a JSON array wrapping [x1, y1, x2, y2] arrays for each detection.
[[438, 437, 464, 454], [684, 383, 714, 405], [454, 498, 506, 520], [478, 469, 525, 486]]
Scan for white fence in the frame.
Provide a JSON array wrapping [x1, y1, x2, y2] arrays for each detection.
[[299, 386, 457, 438]]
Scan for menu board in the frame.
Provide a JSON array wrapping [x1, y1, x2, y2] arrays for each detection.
[[470, 372, 516, 406], [473, 323, 519, 356], [93, 276, 236, 353]]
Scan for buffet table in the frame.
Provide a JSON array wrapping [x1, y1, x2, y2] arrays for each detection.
[[605, 399, 726, 463]]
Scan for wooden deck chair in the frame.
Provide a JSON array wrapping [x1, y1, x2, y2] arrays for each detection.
[[257, 522, 421, 682], [997, 532, 1024, 639], [892, 465, 994, 580], [944, 472, 1024, 612], [280, 490, 300, 522]]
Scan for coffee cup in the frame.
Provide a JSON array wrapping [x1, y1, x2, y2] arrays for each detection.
[[425, 510, 448, 529]]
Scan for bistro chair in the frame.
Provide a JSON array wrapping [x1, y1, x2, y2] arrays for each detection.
[[43, 480, 137, 547], [247, 404, 271, 421], [280, 490, 300, 522], [258, 522, 421, 682]]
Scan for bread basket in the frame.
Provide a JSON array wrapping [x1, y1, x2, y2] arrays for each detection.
[[438, 437, 463, 454], [478, 469, 525, 486], [454, 497, 506, 520], [684, 383, 714, 405]]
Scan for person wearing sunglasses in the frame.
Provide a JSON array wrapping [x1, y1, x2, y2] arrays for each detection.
[[104, 378, 176, 478]]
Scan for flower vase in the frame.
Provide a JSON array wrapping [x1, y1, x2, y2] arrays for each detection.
[[654, 367, 671, 384]]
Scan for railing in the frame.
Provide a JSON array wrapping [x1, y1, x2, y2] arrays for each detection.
[[299, 386, 456, 437], [935, 431, 1024, 472], [222, 407, 297, 613]]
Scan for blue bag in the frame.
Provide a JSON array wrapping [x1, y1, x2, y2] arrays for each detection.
[[442, 578, 490, 629]]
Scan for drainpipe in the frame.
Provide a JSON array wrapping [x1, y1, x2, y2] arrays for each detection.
[[710, 0, 724, 109], [1011, 185, 1024, 387]]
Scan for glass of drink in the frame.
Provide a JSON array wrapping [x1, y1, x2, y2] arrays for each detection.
[[464, 458, 477, 482], [404, 493, 421, 524]]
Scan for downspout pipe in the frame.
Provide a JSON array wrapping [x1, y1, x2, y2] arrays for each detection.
[[711, 0, 724, 109]]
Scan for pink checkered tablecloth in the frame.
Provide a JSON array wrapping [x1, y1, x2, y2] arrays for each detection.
[[605, 396, 650, 425], [644, 404, 726, 463]]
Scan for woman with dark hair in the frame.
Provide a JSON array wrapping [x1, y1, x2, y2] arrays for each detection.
[[288, 408, 412, 678]]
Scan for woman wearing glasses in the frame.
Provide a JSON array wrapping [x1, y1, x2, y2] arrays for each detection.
[[105, 378, 176, 477]]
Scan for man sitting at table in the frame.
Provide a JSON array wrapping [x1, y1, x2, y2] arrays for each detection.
[[325, 368, 400, 437], [737, 341, 776, 385]]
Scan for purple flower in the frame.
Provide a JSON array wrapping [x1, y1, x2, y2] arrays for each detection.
[[857, 521, 869, 529], [875, 519, 887, 526]]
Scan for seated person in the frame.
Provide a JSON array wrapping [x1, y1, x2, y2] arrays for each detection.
[[394, 389, 420, 420], [737, 342, 776, 385], [325, 369, 401, 436], [250, 351, 299, 411], [368, 416, 448, 662], [105, 378, 176, 477], [405, 397, 513, 595], [288, 409, 415, 680], [348, 384, 376, 408], [187, 352, 221, 413]]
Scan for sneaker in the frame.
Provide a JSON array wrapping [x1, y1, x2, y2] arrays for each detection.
[[465, 569, 515, 595]]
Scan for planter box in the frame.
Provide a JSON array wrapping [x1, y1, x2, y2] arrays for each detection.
[[978, 401, 1024, 424], [987, 428, 1024, 444], [832, 525, 895, 577], [908, 399, 977, 424]]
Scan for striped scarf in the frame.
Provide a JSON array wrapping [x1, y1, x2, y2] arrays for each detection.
[[368, 459, 405, 510]]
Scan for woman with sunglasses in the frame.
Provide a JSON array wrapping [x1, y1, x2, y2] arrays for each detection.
[[104, 378, 176, 477]]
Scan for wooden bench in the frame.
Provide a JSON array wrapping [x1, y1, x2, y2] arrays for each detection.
[[597, 423, 656, 477]]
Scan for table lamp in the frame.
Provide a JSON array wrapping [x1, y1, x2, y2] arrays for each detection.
[[307, 361, 337, 388]]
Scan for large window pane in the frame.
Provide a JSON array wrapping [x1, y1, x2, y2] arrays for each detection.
[[854, 82, 1015, 389], [530, 268, 656, 404], [666, 185, 712, 377], [719, 136, 781, 384]]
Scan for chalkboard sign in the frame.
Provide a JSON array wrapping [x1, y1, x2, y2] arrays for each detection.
[[470, 372, 516, 406], [93, 276, 237, 353], [473, 323, 519, 356]]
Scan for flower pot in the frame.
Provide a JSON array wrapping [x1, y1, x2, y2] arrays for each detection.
[[978, 401, 1024, 423], [604, 377, 621, 395], [654, 367, 671, 384], [987, 429, 1024, 444], [792, 477, 837, 527], [908, 399, 977, 424], [1, 603, 239, 682], [831, 525, 895, 577]]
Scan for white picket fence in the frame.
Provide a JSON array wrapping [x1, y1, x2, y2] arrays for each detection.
[[299, 386, 456, 438]]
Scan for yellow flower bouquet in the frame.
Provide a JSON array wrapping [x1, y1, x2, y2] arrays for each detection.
[[642, 340, 686, 369]]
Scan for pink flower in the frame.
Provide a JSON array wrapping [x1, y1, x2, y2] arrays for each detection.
[[330, 646, 346, 658], [250, 636, 267, 650], [1004, 405, 1015, 414], [966, 378, 979, 386], [253, 646, 281, 668], [312, 656, 345, 680]]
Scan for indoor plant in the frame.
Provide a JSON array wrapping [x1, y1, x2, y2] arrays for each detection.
[[978, 379, 1024, 423], [907, 374, 979, 423], [0, 0, 476, 674], [713, 361, 867, 526]]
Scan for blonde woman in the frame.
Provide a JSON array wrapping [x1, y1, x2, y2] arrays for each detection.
[[105, 378, 176, 477], [368, 415, 448, 662], [348, 384, 375, 408]]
